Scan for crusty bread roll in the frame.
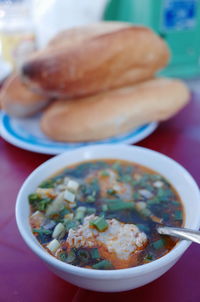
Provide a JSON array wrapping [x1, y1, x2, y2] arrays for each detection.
[[40, 78, 190, 142], [21, 22, 169, 99], [47, 22, 131, 48], [0, 73, 50, 117]]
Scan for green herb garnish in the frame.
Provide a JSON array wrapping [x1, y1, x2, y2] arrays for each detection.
[[112, 161, 122, 175], [32, 228, 52, 235], [77, 249, 90, 263], [39, 179, 55, 188], [152, 239, 165, 249], [86, 195, 96, 203], [92, 260, 113, 270], [133, 192, 140, 200], [119, 175, 132, 183], [174, 210, 183, 221], [29, 193, 52, 212], [100, 170, 110, 177], [90, 216, 108, 232], [105, 200, 135, 211], [66, 250, 76, 263], [91, 248, 100, 259], [64, 220, 79, 231], [75, 207, 86, 221], [102, 204, 108, 212], [37, 197, 52, 211], [28, 193, 40, 204], [59, 252, 67, 262], [86, 207, 96, 215]]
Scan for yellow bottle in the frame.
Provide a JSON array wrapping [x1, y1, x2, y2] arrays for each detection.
[[0, 0, 37, 72]]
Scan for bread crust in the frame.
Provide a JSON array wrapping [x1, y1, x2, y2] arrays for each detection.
[[40, 78, 190, 142], [47, 22, 130, 49], [21, 23, 169, 98], [1, 73, 49, 117]]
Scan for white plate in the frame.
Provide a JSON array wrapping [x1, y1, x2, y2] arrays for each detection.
[[0, 112, 158, 154]]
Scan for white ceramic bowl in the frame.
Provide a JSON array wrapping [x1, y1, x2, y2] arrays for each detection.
[[16, 144, 200, 292]]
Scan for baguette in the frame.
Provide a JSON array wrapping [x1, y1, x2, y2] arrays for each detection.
[[47, 22, 130, 48], [21, 22, 169, 98], [0, 73, 50, 117], [40, 78, 190, 142]]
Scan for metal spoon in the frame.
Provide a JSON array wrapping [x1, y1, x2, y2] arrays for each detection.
[[157, 226, 200, 244]]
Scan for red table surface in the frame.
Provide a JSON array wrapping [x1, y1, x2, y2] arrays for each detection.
[[0, 96, 200, 302]]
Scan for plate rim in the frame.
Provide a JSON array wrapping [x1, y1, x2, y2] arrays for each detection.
[[0, 112, 158, 154]]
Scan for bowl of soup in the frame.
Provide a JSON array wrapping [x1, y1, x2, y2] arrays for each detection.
[[15, 144, 200, 292]]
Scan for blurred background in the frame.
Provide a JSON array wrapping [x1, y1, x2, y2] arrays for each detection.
[[0, 0, 199, 93]]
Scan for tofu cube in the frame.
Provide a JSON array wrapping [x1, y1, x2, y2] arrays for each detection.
[[64, 190, 75, 203], [67, 180, 79, 193]]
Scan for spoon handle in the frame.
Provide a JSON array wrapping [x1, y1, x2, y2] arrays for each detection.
[[157, 226, 200, 244]]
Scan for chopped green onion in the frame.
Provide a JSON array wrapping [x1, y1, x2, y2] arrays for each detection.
[[77, 249, 90, 263], [66, 250, 76, 263], [86, 195, 96, 203], [107, 200, 135, 211], [147, 198, 160, 206], [112, 161, 122, 174], [139, 208, 152, 217], [172, 201, 180, 206], [100, 170, 110, 177], [149, 174, 162, 181], [29, 192, 52, 212], [75, 207, 86, 221], [152, 239, 165, 249], [81, 178, 99, 202], [37, 198, 52, 211], [102, 204, 108, 212], [91, 248, 100, 259], [103, 198, 119, 203], [86, 207, 96, 215], [39, 179, 54, 188], [157, 188, 172, 201], [90, 216, 108, 232], [92, 260, 113, 270], [174, 210, 183, 221], [64, 220, 79, 231], [133, 192, 140, 200], [59, 252, 67, 262], [28, 193, 40, 203], [119, 175, 132, 183], [32, 228, 52, 235], [131, 180, 139, 186], [145, 183, 154, 192]]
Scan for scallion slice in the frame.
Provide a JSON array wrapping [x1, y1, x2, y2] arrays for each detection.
[[174, 210, 183, 221], [32, 228, 52, 235], [92, 260, 113, 270], [106, 200, 135, 211], [90, 216, 108, 232], [77, 249, 90, 263], [66, 250, 76, 263], [152, 239, 165, 249], [91, 248, 100, 259]]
